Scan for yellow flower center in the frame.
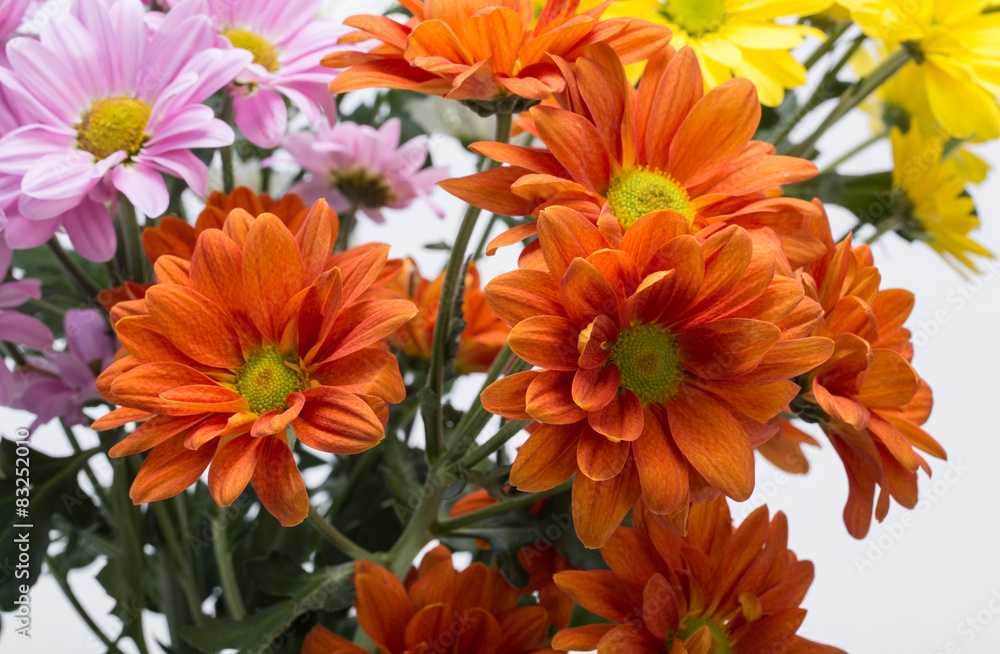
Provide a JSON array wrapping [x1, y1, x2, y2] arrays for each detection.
[[76, 97, 151, 161], [609, 323, 685, 404], [222, 29, 280, 72], [330, 167, 398, 209], [659, 0, 727, 36], [235, 347, 303, 415], [606, 166, 693, 229], [668, 615, 732, 653]]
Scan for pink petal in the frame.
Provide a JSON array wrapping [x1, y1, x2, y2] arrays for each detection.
[[233, 88, 287, 149], [112, 164, 168, 217]]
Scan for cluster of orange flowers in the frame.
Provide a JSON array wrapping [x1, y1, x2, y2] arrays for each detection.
[[91, 2, 947, 652]]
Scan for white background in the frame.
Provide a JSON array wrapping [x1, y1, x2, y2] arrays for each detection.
[[2, 2, 1000, 653]]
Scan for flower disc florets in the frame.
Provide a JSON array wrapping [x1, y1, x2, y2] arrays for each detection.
[[609, 323, 685, 404], [77, 97, 151, 160], [605, 166, 693, 229], [235, 347, 303, 415], [222, 29, 279, 72]]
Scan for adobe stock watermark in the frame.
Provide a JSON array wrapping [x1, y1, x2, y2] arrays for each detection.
[[853, 458, 970, 575], [910, 258, 1000, 352], [928, 588, 1000, 654]]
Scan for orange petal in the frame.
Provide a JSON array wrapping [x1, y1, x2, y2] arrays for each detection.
[[572, 364, 620, 411], [293, 386, 385, 454], [302, 625, 366, 654], [508, 315, 580, 370], [553, 570, 638, 623], [311, 346, 405, 404], [111, 362, 218, 416], [90, 405, 150, 431], [632, 407, 688, 515], [145, 285, 243, 369], [108, 414, 204, 457], [644, 47, 702, 169], [510, 421, 582, 491], [296, 199, 337, 282], [577, 314, 617, 370], [406, 19, 474, 65], [243, 214, 306, 341], [189, 229, 248, 321], [130, 434, 218, 504], [159, 384, 248, 413], [481, 370, 538, 420], [251, 392, 305, 437], [354, 562, 412, 653], [856, 349, 920, 408], [560, 257, 620, 326], [484, 269, 566, 326], [319, 299, 418, 362], [571, 459, 641, 548], [577, 427, 629, 480], [679, 318, 780, 380], [250, 433, 308, 526], [812, 381, 870, 431], [588, 390, 644, 442], [208, 432, 267, 506], [537, 205, 608, 279], [439, 166, 537, 217], [465, 7, 522, 73], [667, 385, 754, 501], [526, 370, 588, 424], [531, 105, 611, 193], [551, 625, 616, 651]]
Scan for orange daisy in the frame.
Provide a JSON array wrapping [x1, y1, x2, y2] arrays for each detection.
[[480, 208, 833, 547], [323, 0, 671, 115], [142, 186, 311, 264], [373, 257, 510, 374], [449, 488, 575, 628], [784, 210, 945, 538], [302, 546, 556, 654], [442, 44, 824, 269], [92, 199, 417, 526], [551, 498, 846, 653]]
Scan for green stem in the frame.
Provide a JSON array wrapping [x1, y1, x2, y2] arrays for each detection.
[[821, 130, 888, 173], [423, 113, 513, 463], [211, 511, 246, 621], [385, 469, 450, 578], [802, 21, 851, 70], [220, 92, 235, 194], [461, 419, 533, 468], [152, 501, 206, 626], [773, 34, 867, 152], [307, 505, 378, 561], [785, 46, 912, 158], [865, 214, 904, 245], [45, 554, 123, 653], [335, 203, 359, 253], [433, 478, 574, 534], [472, 213, 500, 259], [23, 297, 67, 316], [60, 421, 113, 512], [47, 238, 103, 299], [117, 195, 146, 283], [2, 341, 27, 366]]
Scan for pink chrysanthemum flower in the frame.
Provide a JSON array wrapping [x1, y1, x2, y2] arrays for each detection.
[[187, 0, 347, 148], [0, 233, 54, 406], [278, 117, 448, 224], [0, 0, 33, 42], [0, 0, 250, 261], [10, 308, 115, 430]]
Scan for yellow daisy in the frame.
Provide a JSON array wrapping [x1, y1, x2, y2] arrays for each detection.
[[588, 0, 832, 106], [840, 0, 1000, 139], [889, 123, 993, 272]]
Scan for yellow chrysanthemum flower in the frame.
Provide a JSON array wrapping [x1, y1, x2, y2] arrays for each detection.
[[584, 0, 832, 106], [855, 46, 990, 183], [889, 124, 993, 272], [840, 0, 1000, 139]]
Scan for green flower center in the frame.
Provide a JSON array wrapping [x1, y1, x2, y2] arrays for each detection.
[[222, 29, 280, 72], [605, 166, 693, 229], [659, 0, 727, 36], [235, 348, 303, 415], [330, 167, 398, 209], [668, 616, 732, 654], [609, 323, 685, 404], [76, 97, 151, 161]]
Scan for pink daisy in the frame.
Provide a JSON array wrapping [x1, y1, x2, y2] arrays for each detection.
[[279, 117, 448, 224], [10, 308, 115, 430], [0, 0, 250, 261], [183, 0, 347, 149]]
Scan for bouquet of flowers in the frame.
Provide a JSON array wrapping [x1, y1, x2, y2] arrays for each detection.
[[0, 0, 994, 652]]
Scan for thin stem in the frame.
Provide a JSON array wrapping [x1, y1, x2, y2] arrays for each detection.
[[472, 213, 500, 259], [335, 203, 359, 253], [821, 130, 888, 173], [45, 554, 123, 653], [461, 419, 532, 468], [117, 195, 146, 283], [61, 421, 113, 511], [786, 47, 912, 158], [220, 92, 235, 193], [865, 214, 903, 245], [152, 502, 207, 626], [433, 478, 574, 533], [23, 297, 67, 316], [802, 21, 851, 70], [307, 505, 378, 561], [211, 512, 246, 621], [47, 237, 103, 299], [2, 341, 27, 367], [423, 112, 513, 463], [773, 34, 866, 151]]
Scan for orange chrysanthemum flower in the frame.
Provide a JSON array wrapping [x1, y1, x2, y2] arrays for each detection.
[[323, 0, 671, 114], [142, 186, 311, 263], [92, 200, 417, 526], [776, 210, 945, 538], [442, 45, 824, 268], [449, 488, 575, 628], [302, 546, 556, 654], [96, 281, 152, 312], [374, 258, 510, 374], [480, 209, 833, 547], [550, 498, 845, 653]]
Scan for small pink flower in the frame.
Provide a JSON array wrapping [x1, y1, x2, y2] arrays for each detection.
[[10, 308, 115, 430], [192, 0, 347, 149], [279, 117, 448, 224], [0, 0, 251, 261]]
